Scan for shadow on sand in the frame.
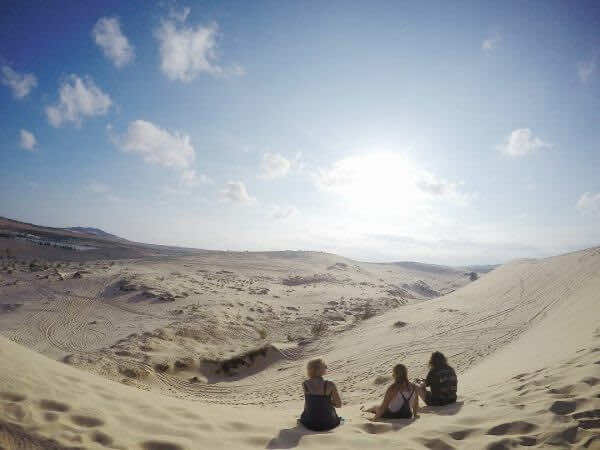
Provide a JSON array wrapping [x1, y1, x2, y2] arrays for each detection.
[[266, 424, 329, 449], [419, 400, 464, 416], [267, 404, 463, 448], [267, 416, 418, 449]]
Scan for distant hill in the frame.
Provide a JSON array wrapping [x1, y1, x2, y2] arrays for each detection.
[[389, 261, 462, 275], [63, 227, 124, 241], [459, 264, 499, 274]]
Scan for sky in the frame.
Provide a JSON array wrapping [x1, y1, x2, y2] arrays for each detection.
[[1, 0, 599, 265]]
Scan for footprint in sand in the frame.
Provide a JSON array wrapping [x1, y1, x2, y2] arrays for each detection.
[[141, 441, 183, 450], [549, 400, 577, 415], [0, 392, 26, 402], [486, 421, 537, 435], [39, 399, 70, 412], [91, 430, 114, 446], [448, 428, 476, 440], [70, 414, 104, 427]]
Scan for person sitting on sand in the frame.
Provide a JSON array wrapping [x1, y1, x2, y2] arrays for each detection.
[[299, 358, 342, 431], [416, 351, 457, 406], [363, 364, 419, 420]]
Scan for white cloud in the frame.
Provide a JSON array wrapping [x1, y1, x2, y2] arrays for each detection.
[[258, 153, 292, 179], [19, 129, 36, 151], [498, 128, 548, 157], [576, 192, 600, 214], [1, 65, 37, 98], [315, 152, 472, 211], [482, 32, 501, 52], [155, 16, 221, 81], [117, 120, 195, 172], [92, 17, 135, 68], [46, 75, 112, 127], [221, 181, 255, 204], [270, 205, 298, 219], [578, 54, 597, 83], [168, 6, 191, 22]]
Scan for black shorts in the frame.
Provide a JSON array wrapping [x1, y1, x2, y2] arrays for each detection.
[[424, 391, 456, 406]]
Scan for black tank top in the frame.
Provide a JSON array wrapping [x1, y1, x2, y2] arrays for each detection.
[[299, 379, 341, 431]]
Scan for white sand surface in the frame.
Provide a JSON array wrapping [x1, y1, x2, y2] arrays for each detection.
[[0, 240, 598, 449]]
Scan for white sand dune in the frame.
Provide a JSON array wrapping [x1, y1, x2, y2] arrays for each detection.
[[0, 242, 599, 449]]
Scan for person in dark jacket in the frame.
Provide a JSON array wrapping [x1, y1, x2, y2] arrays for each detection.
[[417, 351, 457, 406], [299, 358, 342, 431]]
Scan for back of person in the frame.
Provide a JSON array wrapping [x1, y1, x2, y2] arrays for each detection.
[[299, 358, 341, 431], [364, 363, 419, 421], [300, 378, 340, 431], [383, 383, 415, 419], [426, 364, 457, 405]]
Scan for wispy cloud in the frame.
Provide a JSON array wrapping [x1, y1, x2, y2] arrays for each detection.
[[19, 129, 36, 151], [155, 8, 242, 81], [155, 15, 220, 81], [497, 128, 549, 157], [258, 152, 292, 180], [46, 75, 112, 127], [578, 53, 597, 83], [482, 32, 502, 52], [92, 17, 135, 68], [180, 169, 212, 188], [576, 192, 600, 214], [115, 120, 196, 186], [1, 65, 37, 98], [168, 6, 191, 22], [221, 181, 255, 204], [270, 205, 298, 219]]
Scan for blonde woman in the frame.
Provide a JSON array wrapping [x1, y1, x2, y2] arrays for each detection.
[[299, 358, 342, 431], [364, 364, 419, 420]]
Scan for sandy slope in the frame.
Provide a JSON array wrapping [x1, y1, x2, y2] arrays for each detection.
[[0, 246, 599, 449]]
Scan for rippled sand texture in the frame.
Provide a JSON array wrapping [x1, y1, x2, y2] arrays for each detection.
[[0, 241, 598, 449]]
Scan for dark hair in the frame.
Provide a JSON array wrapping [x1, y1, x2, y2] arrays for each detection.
[[393, 364, 409, 386], [429, 351, 447, 369]]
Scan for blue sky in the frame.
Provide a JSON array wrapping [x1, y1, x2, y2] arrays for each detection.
[[1, 0, 599, 265]]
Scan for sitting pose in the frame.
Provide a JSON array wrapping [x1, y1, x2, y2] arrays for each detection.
[[417, 351, 457, 406], [299, 358, 342, 431], [364, 364, 419, 420]]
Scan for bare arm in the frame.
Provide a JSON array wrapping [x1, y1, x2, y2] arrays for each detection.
[[373, 385, 396, 419], [411, 385, 419, 417], [328, 382, 342, 408]]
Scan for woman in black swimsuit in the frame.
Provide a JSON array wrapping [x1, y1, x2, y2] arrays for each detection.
[[299, 358, 342, 431], [363, 364, 419, 420]]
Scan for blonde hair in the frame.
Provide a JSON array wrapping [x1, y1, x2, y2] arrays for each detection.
[[307, 358, 327, 378], [393, 364, 409, 386]]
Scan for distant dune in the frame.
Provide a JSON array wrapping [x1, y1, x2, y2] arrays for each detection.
[[0, 218, 598, 449]]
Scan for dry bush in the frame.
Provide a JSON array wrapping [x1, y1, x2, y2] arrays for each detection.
[[311, 321, 328, 336], [374, 375, 391, 385]]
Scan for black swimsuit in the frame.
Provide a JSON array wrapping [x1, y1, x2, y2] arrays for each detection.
[[299, 379, 341, 431], [382, 385, 415, 419]]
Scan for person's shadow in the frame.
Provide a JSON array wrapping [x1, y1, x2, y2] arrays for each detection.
[[419, 401, 464, 416], [267, 416, 418, 449], [266, 424, 324, 449]]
